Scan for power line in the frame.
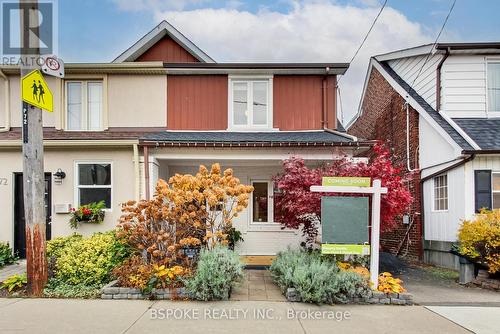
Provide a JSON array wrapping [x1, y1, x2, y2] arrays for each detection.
[[409, 0, 456, 90], [338, 0, 388, 84]]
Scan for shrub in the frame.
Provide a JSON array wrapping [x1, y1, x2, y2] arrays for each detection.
[[458, 209, 500, 273], [1, 274, 27, 292], [184, 247, 244, 301], [49, 231, 130, 286], [0, 242, 17, 268], [377, 272, 405, 294], [43, 278, 101, 299], [270, 248, 371, 304], [46, 234, 83, 259]]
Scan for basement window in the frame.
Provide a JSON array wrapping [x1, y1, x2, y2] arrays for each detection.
[[433, 174, 448, 211]]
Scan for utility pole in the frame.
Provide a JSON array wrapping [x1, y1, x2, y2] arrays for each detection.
[[20, 0, 47, 296]]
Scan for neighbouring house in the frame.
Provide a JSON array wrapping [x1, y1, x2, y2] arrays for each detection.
[[348, 43, 500, 268], [0, 20, 372, 259]]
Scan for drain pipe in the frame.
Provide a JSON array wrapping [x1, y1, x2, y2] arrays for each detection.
[[436, 47, 450, 113], [0, 69, 10, 132], [133, 143, 140, 202]]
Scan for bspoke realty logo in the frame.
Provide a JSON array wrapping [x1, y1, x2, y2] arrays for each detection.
[[1, 0, 58, 65]]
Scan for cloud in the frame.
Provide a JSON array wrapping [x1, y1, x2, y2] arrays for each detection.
[[116, 1, 436, 124]]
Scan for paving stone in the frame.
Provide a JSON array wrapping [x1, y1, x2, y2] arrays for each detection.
[[390, 298, 406, 305], [101, 294, 113, 299], [113, 293, 128, 299], [398, 292, 412, 300], [372, 291, 385, 298], [379, 298, 390, 304]]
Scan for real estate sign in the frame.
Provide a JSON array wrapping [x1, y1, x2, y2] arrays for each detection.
[[322, 176, 371, 187], [321, 244, 370, 255]]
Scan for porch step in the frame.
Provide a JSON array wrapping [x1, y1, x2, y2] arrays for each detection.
[[241, 255, 276, 266]]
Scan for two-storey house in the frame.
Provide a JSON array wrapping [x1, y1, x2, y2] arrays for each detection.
[[348, 43, 500, 268], [0, 21, 370, 259]]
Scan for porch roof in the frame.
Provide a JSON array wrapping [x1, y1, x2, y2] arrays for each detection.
[[140, 130, 373, 147]]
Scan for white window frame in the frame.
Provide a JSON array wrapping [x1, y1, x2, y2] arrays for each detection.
[[64, 80, 104, 131], [486, 58, 500, 116], [493, 172, 500, 209], [228, 75, 275, 131], [249, 179, 279, 225], [74, 161, 113, 211], [432, 174, 448, 212]]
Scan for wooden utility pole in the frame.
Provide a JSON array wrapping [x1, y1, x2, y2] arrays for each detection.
[[20, 0, 48, 296]]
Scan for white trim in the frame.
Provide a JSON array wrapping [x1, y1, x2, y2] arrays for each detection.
[[113, 20, 215, 63], [485, 57, 500, 116], [227, 76, 275, 131], [375, 44, 436, 62], [64, 79, 105, 131], [370, 60, 472, 152], [74, 161, 113, 211]]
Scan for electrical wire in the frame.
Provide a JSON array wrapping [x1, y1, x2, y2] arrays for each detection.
[[409, 0, 456, 90], [338, 0, 388, 84]]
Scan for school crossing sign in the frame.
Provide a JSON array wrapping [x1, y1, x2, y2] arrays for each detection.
[[21, 70, 53, 112]]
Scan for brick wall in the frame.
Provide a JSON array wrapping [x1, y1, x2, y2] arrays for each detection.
[[348, 68, 422, 260]]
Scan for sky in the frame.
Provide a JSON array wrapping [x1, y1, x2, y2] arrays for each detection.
[[56, 0, 500, 124]]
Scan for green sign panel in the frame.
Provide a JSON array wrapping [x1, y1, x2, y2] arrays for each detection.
[[322, 177, 371, 187], [321, 244, 370, 255], [321, 196, 369, 244]]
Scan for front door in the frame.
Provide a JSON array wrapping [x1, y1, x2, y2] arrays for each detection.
[[14, 173, 52, 258]]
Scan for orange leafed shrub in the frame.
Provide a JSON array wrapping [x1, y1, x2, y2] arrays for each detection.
[[378, 272, 405, 294], [114, 164, 253, 289]]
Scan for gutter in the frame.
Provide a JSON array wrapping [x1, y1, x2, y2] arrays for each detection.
[[0, 69, 10, 132], [462, 149, 500, 155], [420, 154, 475, 183], [137, 140, 375, 148], [435, 47, 450, 113]]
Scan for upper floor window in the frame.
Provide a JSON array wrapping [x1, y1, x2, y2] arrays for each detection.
[[66, 81, 103, 130], [487, 61, 500, 113], [433, 174, 448, 211], [229, 77, 273, 130]]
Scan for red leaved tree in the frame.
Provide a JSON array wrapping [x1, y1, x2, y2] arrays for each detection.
[[273, 144, 413, 245]]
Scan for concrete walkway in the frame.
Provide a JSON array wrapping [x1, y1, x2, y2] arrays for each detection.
[[426, 306, 500, 334], [0, 260, 26, 282], [0, 298, 472, 334], [230, 269, 286, 302]]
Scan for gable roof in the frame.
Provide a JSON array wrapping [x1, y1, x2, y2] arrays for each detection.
[[377, 60, 475, 151], [113, 20, 215, 63]]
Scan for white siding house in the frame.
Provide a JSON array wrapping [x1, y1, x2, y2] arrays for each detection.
[[350, 43, 500, 268]]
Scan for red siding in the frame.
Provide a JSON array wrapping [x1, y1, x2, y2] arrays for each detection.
[[136, 36, 199, 63], [167, 75, 228, 130], [273, 75, 336, 130]]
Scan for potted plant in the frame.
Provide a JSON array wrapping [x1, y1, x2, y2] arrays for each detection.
[[69, 201, 106, 229]]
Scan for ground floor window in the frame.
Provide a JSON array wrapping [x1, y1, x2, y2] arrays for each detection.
[[251, 180, 279, 224], [493, 172, 500, 209], [433, 174, 448, 211], [76, 162, 112, 209]]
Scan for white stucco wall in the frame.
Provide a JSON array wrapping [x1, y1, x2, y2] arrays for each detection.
[[0, 147, 135, 248]]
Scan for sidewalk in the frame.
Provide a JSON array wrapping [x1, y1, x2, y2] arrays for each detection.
[[0, 298, 472, 334], [0, 260, 26, 282]]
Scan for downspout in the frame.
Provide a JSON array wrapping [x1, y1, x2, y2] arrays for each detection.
[[0, 69, 10, 132], [144, 145, 150, 200], [322, 67, 330, 129], [133, 144, 140, 202], [436, 47, 450, 113]]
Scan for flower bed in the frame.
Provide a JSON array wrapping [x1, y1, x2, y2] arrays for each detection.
[[101, 280, 188, 300]]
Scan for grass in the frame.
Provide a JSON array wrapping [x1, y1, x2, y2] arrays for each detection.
[[423, 266, 459, 281]]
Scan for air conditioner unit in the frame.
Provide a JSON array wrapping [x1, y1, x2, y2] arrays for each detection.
[[54, 203, 72, 214]]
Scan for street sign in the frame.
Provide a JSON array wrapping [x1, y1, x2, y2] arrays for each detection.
[[322, 176, 371, 187], [21, 70, 53, 112], [321, 244, 370, 255], [41, 55, 65, 78]]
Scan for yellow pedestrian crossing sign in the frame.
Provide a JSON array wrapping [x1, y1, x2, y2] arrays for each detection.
[[21, 70, 53, 112]]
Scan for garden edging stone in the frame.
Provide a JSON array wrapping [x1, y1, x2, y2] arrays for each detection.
[[101, 280, 189, 300], [285, 288, 414, 305]]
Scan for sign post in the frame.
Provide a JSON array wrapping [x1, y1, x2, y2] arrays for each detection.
[[311, 178, 388, 289]]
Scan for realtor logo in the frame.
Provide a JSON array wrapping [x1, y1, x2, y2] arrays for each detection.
[[1, 0, 57, 56]]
